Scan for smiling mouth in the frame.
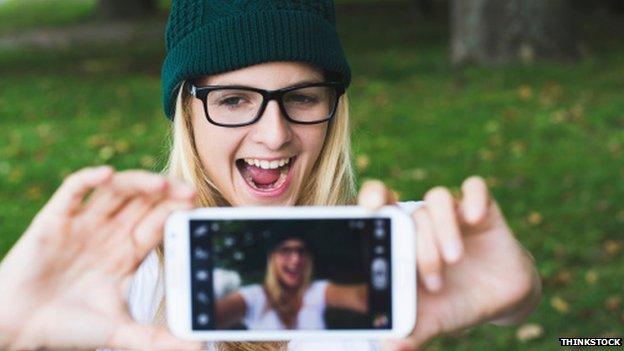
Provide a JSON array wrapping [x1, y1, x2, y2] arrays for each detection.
[[235, 156, 296, 191], [284, 267, 301, 278]]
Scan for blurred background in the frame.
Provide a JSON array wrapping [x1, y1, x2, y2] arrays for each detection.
[[0, 0, 622, 349]]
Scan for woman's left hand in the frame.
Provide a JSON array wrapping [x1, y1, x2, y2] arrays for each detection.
[[357, 176, 541, 350]]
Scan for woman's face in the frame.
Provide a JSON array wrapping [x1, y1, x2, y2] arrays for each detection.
[[272, 239, 309, 289], [190, 62, 328, 206]]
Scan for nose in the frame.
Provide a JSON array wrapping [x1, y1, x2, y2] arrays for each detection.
[[250, 100, 292, 150], [288, 252, 304, 266]]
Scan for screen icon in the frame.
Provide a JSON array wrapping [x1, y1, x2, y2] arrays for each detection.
[[194, 247, 210, 260], [195, 270, 210, 282], [371, 258, 388, 290], [197, 313, 210, 326], [374, 227, 386, 239], [196, 291, 210, 305], [374, 245, 385, 255], [193, 225, 208, 238]]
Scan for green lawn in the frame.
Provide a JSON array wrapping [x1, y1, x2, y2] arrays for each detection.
[[0, 1, 623, 350]]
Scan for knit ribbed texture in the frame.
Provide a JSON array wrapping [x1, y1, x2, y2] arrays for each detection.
[[161, 0, 351, 119]]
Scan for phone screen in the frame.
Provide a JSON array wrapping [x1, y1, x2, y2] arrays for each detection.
[[188, 218, 393, 331]]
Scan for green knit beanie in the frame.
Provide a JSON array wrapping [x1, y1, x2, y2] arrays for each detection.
[[161, 0, 352, 120]]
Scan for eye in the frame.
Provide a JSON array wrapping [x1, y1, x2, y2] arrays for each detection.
[[285, 93, 318, 105], [218, 96, 246, 106]]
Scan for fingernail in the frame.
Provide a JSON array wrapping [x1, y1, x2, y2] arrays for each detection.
[[444, 241, 463, 263], [361, 190, 383, 209], [425, 274, 442, 291]]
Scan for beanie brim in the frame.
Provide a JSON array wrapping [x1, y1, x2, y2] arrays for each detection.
[[161, 10, 351, 120]]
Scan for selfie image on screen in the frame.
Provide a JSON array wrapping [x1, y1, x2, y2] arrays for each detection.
[[189, 218, 392, 331]]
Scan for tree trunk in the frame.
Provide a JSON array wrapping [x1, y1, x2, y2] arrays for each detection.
[[451, 0, 580, 65], [97, 0, 156, 19]]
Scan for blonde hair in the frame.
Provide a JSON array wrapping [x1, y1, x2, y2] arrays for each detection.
[[263, 244, 313, 329], [155, 80, 356, 351]]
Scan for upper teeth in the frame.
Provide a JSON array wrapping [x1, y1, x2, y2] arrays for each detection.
[[244, 157, 291, 169]]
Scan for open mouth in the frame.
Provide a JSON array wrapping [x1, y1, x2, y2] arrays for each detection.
[[284, 267, 301, 280], [235, 156, 296, 195]]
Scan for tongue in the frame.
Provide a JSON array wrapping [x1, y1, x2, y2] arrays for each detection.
[[245, 164, 281, 185]]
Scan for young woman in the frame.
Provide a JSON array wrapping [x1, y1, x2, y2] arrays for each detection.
[[215, 234, 369, 331], [0, 1, 541, 350]]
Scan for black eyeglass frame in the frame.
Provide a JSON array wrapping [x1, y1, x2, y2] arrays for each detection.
[[187, 81, 346, 128]]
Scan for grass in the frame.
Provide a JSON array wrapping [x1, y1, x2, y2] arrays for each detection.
[[0, 1, 623, 350]]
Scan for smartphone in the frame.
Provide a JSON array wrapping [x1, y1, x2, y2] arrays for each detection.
[[164, 205, 416, 341]]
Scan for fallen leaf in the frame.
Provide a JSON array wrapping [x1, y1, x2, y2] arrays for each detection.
[[551, 296, 570, 314], [26, 185, 43, 201], [585, 270, 598, 284], [605, 296, 621, 311], [517, 85, 533, 100], [554, 270, 572, 285], [87, 134, 107, 148], [516, 323, 544, 342], [356, 154, 370, 171], [99, 146, 115, 161], [527, 212, 543, 226], [479, 149, 494, 161], [511, 140, 526, 157], [406, 168, 427, 181], [604, 240, 622, 256], [8, 168, 23, 184], [114, 140, 130, 153]]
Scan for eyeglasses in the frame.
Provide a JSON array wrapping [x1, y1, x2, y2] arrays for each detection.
[[275, 245, 308, 258], [188, 82, 346, 127]]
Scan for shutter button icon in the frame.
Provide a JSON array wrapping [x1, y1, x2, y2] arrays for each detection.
[[371, 258, 388, 290]]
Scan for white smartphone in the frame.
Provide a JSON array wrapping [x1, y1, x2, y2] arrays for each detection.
[[164, 205, 416, 341]]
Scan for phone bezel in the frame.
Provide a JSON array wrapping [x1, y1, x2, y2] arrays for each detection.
[[165, 205, 416, 341]]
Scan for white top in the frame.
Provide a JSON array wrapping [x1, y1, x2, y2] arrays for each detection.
[[101, 201, 422, 351], [238, 280, 329, 330]]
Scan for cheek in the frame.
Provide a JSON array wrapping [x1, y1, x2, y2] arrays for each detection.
[[296, 124, 327, 162], [191, 102, 239, 179]]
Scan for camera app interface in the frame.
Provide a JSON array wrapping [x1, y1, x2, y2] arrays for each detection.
[[189, 218, 392, 331]]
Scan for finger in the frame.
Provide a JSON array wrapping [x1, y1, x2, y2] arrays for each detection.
[[109, 194, 162, 236], [130, 199, 194, 265], [110, 321, 202, 351], [412, 207, 443, 292], [424, 187, 463, 264], [382, 339, 415, 351], [45, 166, 114, 216], [165, 177, 197, 201], [83, 171, 169, 219], [357, 180, 397, 211], [460, 176, 491, 225]]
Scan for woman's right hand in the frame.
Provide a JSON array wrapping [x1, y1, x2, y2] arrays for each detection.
[[0, 166, 203, 351]]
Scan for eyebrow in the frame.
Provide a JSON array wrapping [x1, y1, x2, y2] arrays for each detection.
[[201, 79, 325, 89]]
